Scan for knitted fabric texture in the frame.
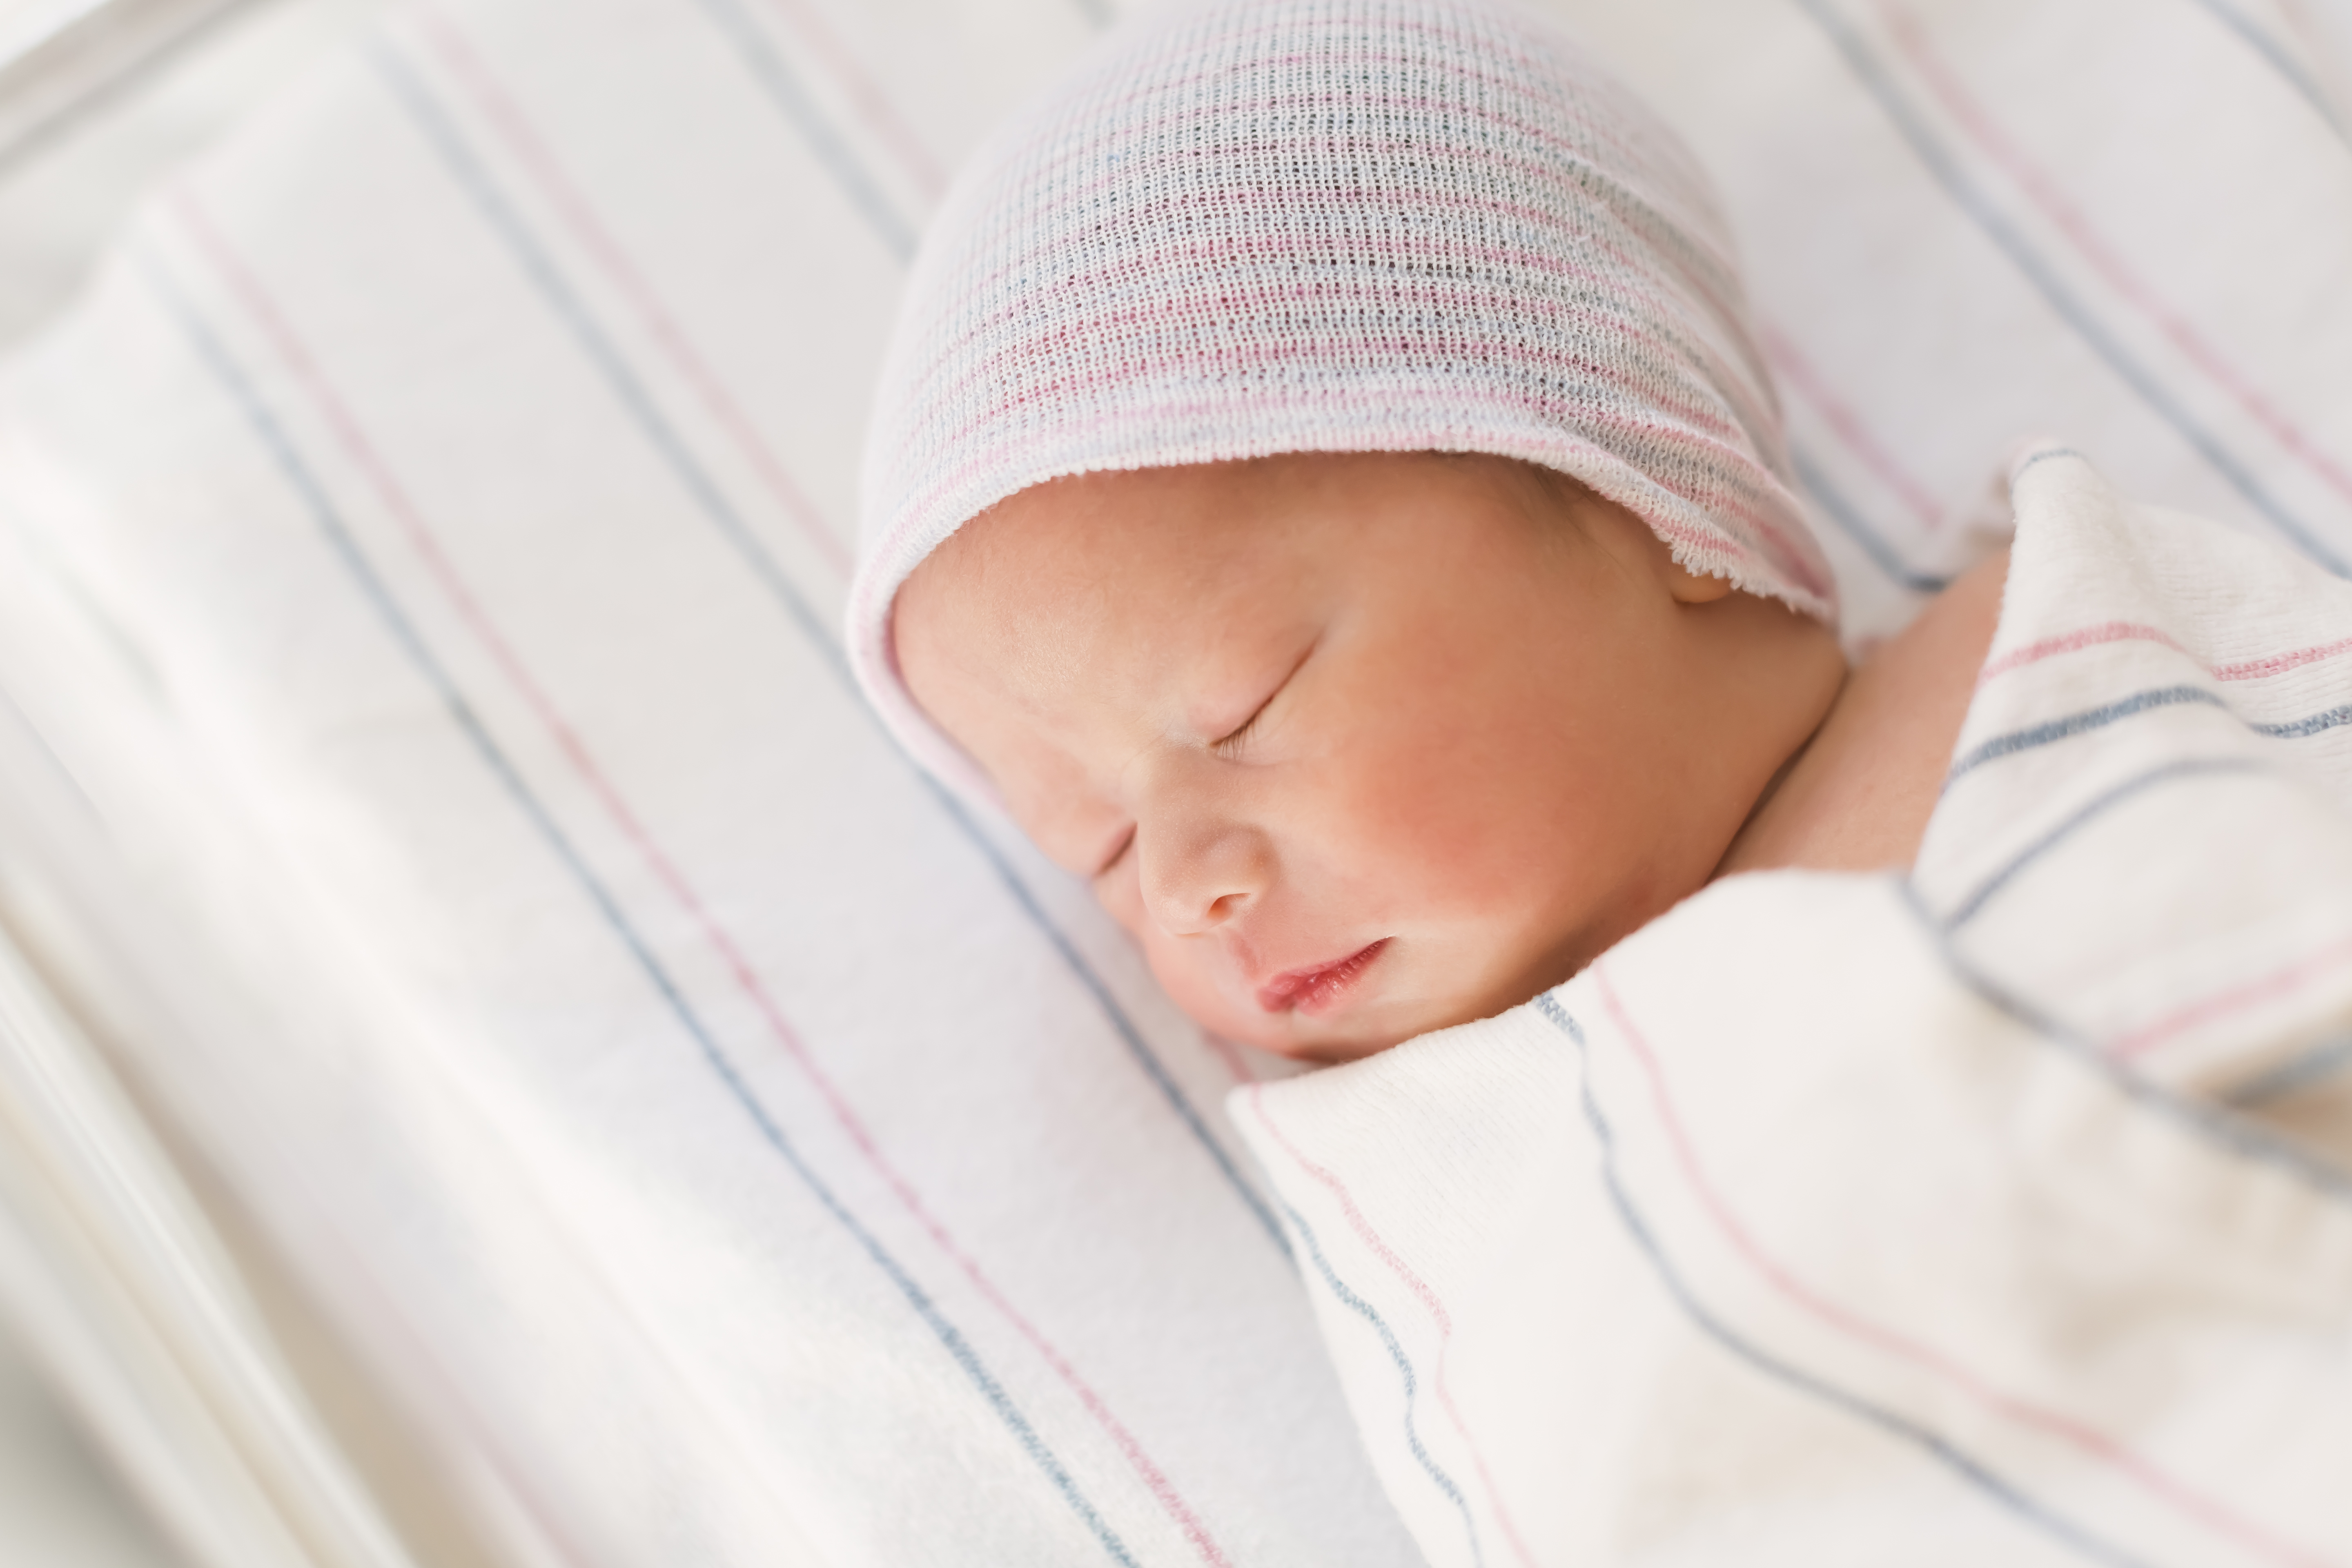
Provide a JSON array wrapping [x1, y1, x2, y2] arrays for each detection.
[[849, 0, 1834, 801]]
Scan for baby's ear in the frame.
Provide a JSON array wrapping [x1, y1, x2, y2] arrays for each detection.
[[1665, 559, 1736, 605]]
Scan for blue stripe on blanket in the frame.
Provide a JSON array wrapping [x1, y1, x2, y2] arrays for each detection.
[[368, 40, 1289, 1257], [686, 0, 919, 259], [1791, 0, 2350, 575], [1947, 687, 2227, 782], [1947, 686, 2352, 787], [1532, 992, 2152, 1568], [1791, 443, 1953, 595], [2009, 445, 2089, 486], [1281, 1200, 1485, 1568], [138, 251, 1142, 1568], [2259, 702, 2352, 739], [1942, 757, 2267, 928], [2226, 1033, 2352, 1107], [1901, 883, 2352, 1203], [2187, 0, 2350, 147]]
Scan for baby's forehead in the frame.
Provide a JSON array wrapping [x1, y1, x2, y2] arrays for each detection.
[[895, 454, 1579, 704], [891, 468, 1296, 816], [908, 460, 1304, 615], [899, 463, 1285, 668]]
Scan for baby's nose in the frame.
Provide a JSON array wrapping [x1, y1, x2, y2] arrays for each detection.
[[1139, 821, 1274, 937]]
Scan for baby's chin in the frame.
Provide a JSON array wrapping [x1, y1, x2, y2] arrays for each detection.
[[1213, 1013, 1407, 1066]]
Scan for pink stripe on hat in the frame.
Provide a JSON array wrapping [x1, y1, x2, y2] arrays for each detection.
[[849, 0, 1833, 802]]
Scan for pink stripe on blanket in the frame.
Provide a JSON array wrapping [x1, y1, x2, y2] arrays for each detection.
[[2111, 931, 2352, 1062], [1978, 621, 2352, 686], [760, 0, 947, 198], [1884, 2, 2352, 512], [1595, 966, 2330, 1568], [1243, 1085, 1541, 1568], [1761, 321, 1944, 532], [2215, 635, 2352, 682], [174, 197, 1236, 1568], [1976, 621, 2189, 685], [412, 3, 855, 577]]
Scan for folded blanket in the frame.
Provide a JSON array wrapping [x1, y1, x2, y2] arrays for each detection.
[[1235, 450, 2352, 1568]]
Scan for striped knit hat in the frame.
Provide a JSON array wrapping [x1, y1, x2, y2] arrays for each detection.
[[850, 0, 1833, 801]]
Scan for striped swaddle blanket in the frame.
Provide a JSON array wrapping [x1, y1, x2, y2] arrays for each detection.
[[1237, 448, 2352, 1568]]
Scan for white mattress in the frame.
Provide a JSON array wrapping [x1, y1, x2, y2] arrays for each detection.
[[0, 0, 2345, 1564]]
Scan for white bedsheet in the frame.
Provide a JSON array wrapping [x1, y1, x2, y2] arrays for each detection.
[[0, 0, 2345, 1564], [1, 3, 1410, 1563], [1235, 451, 2352, 1568]]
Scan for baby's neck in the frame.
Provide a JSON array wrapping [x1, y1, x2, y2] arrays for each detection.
[[1714, 547, 2011, 878]]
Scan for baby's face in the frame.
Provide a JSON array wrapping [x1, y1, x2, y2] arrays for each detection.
[[895, 453, 1838, 1061]]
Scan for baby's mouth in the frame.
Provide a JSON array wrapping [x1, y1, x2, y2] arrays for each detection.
[[1256, 940, 1390, 1017]]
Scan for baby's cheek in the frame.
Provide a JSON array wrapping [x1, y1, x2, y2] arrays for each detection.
[[1095, 873, 1282, 1050], [1093, 858, 1147, 941], [1327, 731, 1548, 911], [1147, 938, 1240, 1031]]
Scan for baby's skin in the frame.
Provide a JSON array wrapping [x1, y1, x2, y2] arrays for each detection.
[[895, 452, 2006, 1062]]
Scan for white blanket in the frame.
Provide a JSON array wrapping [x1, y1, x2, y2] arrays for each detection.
[[1234, 451, 2352, 1568]]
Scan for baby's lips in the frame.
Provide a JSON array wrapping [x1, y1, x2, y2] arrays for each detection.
[[1256, 939, 1390, 1015]]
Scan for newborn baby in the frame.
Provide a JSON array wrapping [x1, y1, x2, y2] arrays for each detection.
[[850, 0, 2004, 1062], [894, 453, 2004, 1061]]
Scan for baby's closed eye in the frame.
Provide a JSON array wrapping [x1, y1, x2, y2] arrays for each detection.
[[1209, 693, 1277, 758], [1094, 825, 1136, 880], [1206, 639, 1318, 760]]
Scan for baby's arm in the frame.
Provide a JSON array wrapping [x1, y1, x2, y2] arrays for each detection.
[[1716, 548, 2010, 877]]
